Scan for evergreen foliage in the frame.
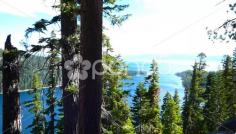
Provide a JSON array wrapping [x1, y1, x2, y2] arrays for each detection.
[[161, 92, 182, 134], [101, 35, 135, 134], [144, 60, 162, 134], [56, 99, 64, 134], [202, 72, 227, 133], [173, 90, 182, 131], [232, 49, 236, 117], [225, 54, 236, 117], [6, 1, 236, 133], [24, 73, 45, 134], [44, 35, 59, 134], [182, 53, 207, 134], [131, 82, 149, 134]]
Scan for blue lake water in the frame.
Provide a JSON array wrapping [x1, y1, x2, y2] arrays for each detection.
[[126, 62, 184, 102], [0, 63, 184, 133], [0, 88, 62, 133]]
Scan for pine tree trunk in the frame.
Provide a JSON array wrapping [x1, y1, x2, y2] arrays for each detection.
[[47, 46, 56, 134], [2, 35, 21, 134], [61, 0, 79, 133], [79, 0, 103, 133]]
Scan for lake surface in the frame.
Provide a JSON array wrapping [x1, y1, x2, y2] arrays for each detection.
[[0, 63, 184, 133], [126, 62, 184, 101], [0, 88, 62, 133]]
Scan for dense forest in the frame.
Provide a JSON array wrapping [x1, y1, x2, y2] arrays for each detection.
[[1, 0, 236, 134], [177, 52, 236, 133]]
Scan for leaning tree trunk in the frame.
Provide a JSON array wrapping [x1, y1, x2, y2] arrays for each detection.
[[79, 0, 103, 133], [2, 35, 21, 134], [60, 0, 79, 133]]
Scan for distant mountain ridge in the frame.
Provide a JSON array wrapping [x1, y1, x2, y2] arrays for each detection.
[[0, 48, 50, 91]]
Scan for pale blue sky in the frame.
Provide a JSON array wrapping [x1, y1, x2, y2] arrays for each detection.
[[0, 0, 236, 71], [105, 0, 236, 56]]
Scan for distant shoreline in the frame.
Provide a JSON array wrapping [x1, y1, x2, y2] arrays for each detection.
[[0, 89, 31, 94], [0, 86, 61, 94]]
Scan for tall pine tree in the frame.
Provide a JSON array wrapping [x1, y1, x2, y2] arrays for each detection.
[[222, 55, 234, 118], [182, 84, 190, 134], [161, 92, 182, 134], [230, 51, 236, 117], [145, 60, 162, 134], [44, 32, 59, 134], [60, 0, 80, 133], [79, 0, 103, 133], [226, 52, 236, 118], [202, 72, 227, 133], [182, 53, 206, 134], [24, 73, 45, 133], [173, 90, 182, 131], [102, 35, 135, 134], [131, 82, 149, 134]]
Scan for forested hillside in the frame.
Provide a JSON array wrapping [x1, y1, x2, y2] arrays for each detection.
[[0, 49, 49, 92]]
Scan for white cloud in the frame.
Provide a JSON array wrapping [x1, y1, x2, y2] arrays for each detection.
[[0, 0, 58, 17], [1, 0, 236, 61], [0, 0, 61, 50], [105, 0, 236, 57]]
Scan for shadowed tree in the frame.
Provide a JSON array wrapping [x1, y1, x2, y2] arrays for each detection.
[[222, 55, 236, 118], [182, 53, 207, 134], [202, 72, 227, 133], [2, 35, 21, 134], [232, 49, 236, 117], [24, 0, 129, 133], [61, 0, 80, 133], [79, 0, 103, 133], [44, 33, 60, 134]]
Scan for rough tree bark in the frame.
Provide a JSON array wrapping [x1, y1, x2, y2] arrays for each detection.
[[2, 35, 21, 134], [79, 0, 103, 133], [60, 0, 80, 133]]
